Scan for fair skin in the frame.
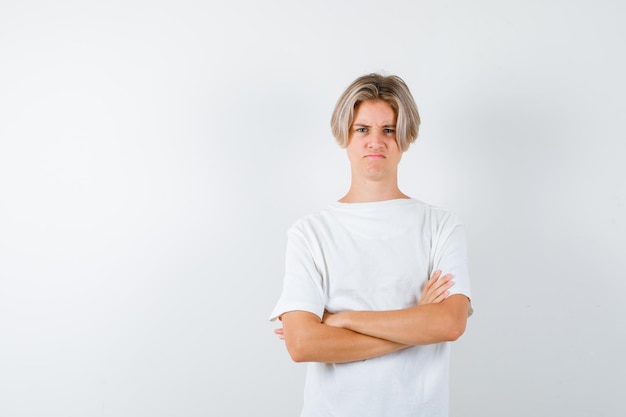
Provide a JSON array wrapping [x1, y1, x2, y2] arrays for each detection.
[[275, 99, 470, 363], [274, 270, 456, 362], [341, 99, 408, 203]]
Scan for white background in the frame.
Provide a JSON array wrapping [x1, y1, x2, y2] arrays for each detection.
[[1, 1, 625, 416]]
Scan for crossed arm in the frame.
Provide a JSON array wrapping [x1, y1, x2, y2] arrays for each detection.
[[275, 271, 470, 364]]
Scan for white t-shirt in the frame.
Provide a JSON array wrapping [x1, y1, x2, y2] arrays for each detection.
[[270, 198, 472, 417]]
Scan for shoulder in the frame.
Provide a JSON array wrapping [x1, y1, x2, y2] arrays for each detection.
[[286, 207, 333, 238], [418, 198, 462, 219], [407, 200, 467, 241], [408, 199, 463, 223]]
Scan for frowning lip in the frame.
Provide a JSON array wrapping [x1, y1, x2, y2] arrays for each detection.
[[364, 154, 386, 159]]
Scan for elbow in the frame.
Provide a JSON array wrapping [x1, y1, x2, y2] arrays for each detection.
[[290, 354, 308, 363], [285, 335, 312, 363], [446, 325, 465, 342], [444, 317, 467, 342], [281, 313, 324, 362], [287, 348, 308, 363]]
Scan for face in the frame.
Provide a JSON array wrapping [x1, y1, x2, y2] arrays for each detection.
[[346, 99, 402, 182]]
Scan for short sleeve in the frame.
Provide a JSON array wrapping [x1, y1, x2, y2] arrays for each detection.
[[269, 224, 326, 321], [431, 212, 474, 316]]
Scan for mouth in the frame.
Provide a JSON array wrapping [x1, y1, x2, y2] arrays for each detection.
[[364, 154, 386, 159]]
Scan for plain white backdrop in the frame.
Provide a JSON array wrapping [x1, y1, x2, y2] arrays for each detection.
[[1, 1, 625, 416]]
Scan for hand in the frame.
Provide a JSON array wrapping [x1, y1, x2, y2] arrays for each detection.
[[419, 270, 454, 305]]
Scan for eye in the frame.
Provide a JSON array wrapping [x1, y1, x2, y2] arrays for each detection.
[[356, 127, 368, 133], [383, 128, 395, 134]]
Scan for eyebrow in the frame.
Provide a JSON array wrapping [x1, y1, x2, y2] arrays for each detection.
[[352, 123, 396, 128]]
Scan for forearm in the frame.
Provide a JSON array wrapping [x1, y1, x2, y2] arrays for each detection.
[[282, 311, 408, 363], [329, 295, 469, 346]]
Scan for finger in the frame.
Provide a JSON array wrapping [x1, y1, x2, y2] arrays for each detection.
[[434, 291, 450, 303], [429, 270, 442, 281], [426, 271, 449, 288], [432, 279, 454, 297], [423, 272, 441, 291], [437, 273, 452, 283], [420, 273, 454, 304], [274, 328, 285, 340], [434, 282, 455, 301], [426, 275, 451, 296]]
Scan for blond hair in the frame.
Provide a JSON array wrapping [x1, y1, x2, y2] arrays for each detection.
[[330, 73, 420, 152]]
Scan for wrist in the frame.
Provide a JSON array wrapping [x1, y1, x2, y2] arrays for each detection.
[[338, 311, 353, 329], [324, 311, 348, 329]]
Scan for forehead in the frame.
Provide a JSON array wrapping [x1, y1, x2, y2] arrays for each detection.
[[352, 100, 396, 124]]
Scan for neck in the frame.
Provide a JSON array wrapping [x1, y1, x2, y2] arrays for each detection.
[[339, 177, 409, 203]]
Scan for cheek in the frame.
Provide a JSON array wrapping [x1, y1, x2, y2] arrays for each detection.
[[345, 147, 357, 162], [390, 143, 404, 160], [387, 139, 400, 151]]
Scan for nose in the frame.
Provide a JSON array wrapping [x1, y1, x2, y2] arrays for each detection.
[[367, 130, 385, 148]]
